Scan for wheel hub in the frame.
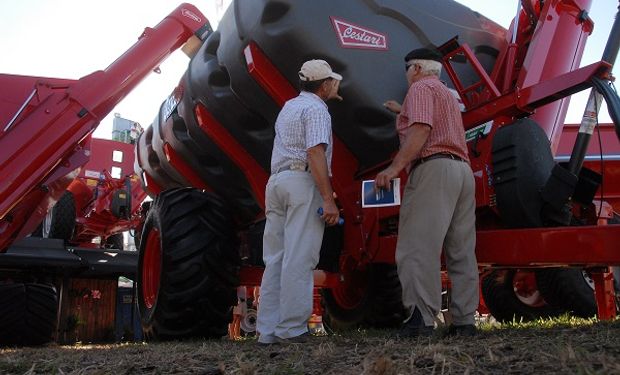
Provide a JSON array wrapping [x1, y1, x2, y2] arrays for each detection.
[[240, 308, 257, 333], [331, 269, 367, 310], [513, 270, 546, 307]]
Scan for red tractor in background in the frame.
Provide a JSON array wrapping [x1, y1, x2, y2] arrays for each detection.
[[0, 4, 210, 346], [36, 135, 147, 251], [134, 0, 620, 340]]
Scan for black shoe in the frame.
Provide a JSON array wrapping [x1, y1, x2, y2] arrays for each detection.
[[394, 307, 434, 339], [276, 332, 311, 344], [444, 324, 477, 337]]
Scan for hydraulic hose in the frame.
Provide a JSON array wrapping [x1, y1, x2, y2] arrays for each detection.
[[591, 77, 620, 140], [566, 1, 620, 175]]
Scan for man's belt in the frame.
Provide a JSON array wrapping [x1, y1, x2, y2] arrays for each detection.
[[412, 153, 465, 169], [272, 162, 309, 174]]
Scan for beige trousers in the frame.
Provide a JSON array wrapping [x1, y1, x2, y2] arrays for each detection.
[[257, 170, 324, 342], [396, 158, 478, 326]]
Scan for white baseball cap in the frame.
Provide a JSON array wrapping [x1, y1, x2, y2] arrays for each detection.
[[298, 59, 343, 82]]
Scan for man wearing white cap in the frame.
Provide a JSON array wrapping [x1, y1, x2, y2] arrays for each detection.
[[257, 59, 343, 345]]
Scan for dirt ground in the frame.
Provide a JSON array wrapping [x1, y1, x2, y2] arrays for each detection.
[[2, 320, 620, 375]]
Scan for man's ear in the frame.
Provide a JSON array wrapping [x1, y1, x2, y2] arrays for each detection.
[[315, 80, 328, 97], [321, 79, 331, 92]]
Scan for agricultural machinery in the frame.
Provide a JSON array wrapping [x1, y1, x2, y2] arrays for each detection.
[[2, 0, 620, 346], [0, 4, 210, 345], [34, 136, 147, 250], [134, 0, 620, 340]]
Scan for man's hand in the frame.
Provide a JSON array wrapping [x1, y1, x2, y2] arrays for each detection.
[[383, 100, 402, 114], [375, 166, 399, 191], [321, 199, 340, 226], [307, 144, 339, 225]]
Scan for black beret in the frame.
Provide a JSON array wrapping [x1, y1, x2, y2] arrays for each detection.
[[404, 48, 443, 62]]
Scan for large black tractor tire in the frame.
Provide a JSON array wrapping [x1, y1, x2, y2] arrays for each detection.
[[322, 263, 406, 330], [491, 118, 556, 228], [490, 119, 595, 320], [535, 268, 597, 318], [363, 263, 407, 327], [103, 233, 124, 251], [35, 191, 76, 241], [0, 283, 58, 346], [481, 270, 563, 322], [137, 188, 240, 340]]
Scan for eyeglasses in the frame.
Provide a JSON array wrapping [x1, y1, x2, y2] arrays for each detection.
[[405, 63, 416, 72]]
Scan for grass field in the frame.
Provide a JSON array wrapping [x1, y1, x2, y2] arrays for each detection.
[[2, 316, 620, 374]]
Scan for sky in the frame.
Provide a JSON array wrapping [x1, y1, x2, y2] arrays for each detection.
[[0, 0, 618, 140]]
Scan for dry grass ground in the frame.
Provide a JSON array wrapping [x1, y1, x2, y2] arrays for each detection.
[[2, 317, 620, 375]]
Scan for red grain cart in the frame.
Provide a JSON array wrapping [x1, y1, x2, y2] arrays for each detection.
[[134, 0, 620, 340]]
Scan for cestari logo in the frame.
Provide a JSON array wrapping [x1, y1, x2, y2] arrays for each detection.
[[331, 17, 388, 50], [182, 8, 202, 23]]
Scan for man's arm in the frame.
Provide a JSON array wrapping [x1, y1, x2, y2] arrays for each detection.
[[375, 123, 431, 189], [307, 144, 339, 226]]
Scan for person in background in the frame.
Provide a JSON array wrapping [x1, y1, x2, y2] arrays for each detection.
[[257, 59, 342, 345], [376, 48, 478, 337]]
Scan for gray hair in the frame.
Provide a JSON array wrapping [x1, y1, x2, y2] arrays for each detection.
[[409, 59, 442, 76]]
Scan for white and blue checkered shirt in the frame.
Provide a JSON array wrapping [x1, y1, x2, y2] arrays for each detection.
[[271, 91, 333, 175]]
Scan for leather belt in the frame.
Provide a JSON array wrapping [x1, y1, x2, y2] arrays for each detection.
[[412, 153, 465, 169], [272, 162, 309, 174]]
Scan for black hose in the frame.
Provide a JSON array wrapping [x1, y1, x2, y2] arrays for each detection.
[[591, 77, 620, 141]]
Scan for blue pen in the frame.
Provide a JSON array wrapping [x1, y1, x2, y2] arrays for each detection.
[[317, 207, 344, 225]]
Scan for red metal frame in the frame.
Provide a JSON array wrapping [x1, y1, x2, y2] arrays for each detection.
[[476, 225, 620, 266], [442, 42, 501, 110], [591, 270, 616, 320], [0, 3, 209, 252], [459, 61, 609, 130]]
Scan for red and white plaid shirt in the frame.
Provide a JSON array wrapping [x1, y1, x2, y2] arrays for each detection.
[[397, 76, 469, 163]]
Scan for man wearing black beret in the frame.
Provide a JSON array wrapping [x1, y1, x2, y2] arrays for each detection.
[[376, 48, 478, 338]]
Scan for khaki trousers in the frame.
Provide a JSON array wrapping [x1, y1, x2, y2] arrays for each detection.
[[396, 158, 478, 326], [257, 170, 324, 342]]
